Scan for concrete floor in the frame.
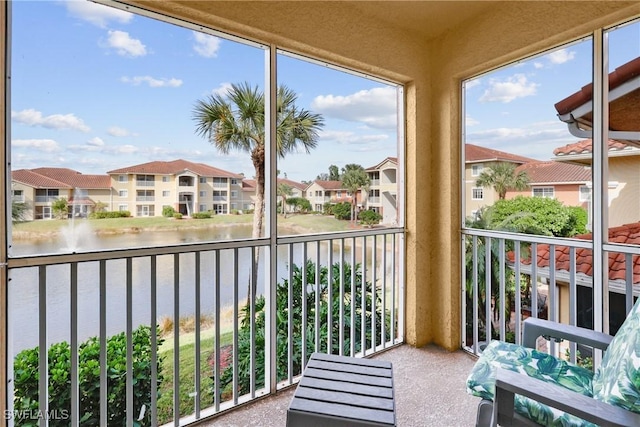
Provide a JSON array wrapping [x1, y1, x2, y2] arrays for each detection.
[[197, 345, 480, 427]]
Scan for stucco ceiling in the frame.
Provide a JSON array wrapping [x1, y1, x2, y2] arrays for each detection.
[[346, 1, 497, 39]]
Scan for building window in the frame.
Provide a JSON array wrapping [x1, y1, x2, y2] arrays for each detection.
[[213, 204, 228, 214], [199, 177, 207, 184], [231, 190, 238, 198], [118, 175, 128, 183], [199, 204, 207, 212], [118, 204, 128, 212], [471, 164, 483, 177], [533, 187, 554, 198], [162, 176, 170, 183], [162, 190, 170, 197], [579, 185, 591, 202], [471, 187, 484, 200], [231, 179, 238, 185], [199, 191, 206, 197], [119, 190, 128, 198], [231, 203, 237, 210]]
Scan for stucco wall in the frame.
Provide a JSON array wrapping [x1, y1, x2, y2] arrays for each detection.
[[121, 1, 640, 351]]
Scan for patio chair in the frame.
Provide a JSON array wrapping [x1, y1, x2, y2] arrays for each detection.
[[466, 298, 640, 427]]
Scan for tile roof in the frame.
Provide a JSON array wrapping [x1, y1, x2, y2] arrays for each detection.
[[107, 159, 242, 178], [515, 222, 640, 285], [366, 157, 398, 171], [12, 168, 111, 189], [553, 139, 636, 157], [310, 180, 345, 190], [31, 167, 111, 189], [514, 161, 590, 184], [465, 143, 534, 164], [241, 178, 305, 191]]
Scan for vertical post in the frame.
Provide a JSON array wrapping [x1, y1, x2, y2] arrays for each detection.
[[70, 263, 79, 426], [126, 258, 133, 427], [38, 266, 48, 427]]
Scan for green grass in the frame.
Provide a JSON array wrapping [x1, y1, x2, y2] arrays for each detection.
[[157, 330, 233, 424]]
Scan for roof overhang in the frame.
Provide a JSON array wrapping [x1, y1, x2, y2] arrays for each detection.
[[556, 57, 640, 145]]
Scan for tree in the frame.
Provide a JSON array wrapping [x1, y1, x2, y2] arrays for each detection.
[[328, 165, 340, 181], [193, 82, 324, 302], [341, 165, 370, 223], [475, 163, 529, 200], [12, 202, 29, 223], [277, 182, 293, 218], [51, 198, 68, 219]]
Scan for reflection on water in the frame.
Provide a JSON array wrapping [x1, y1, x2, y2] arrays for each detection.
[[8, 226, 366, 356]]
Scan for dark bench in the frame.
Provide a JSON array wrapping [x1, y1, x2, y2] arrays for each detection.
[[287, 352, 396, 426]]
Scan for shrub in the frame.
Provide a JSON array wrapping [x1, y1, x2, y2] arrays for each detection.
[[162, 206, 176, 218], [230, 209, 239, 215], [358, 209, 382, 226], [191, 212, 212, 219], [89, 211, 130, 219], [286, 197, 312, 213], [215, 261, 391, 398], [332, 202, 352, 220], [173, 213, 183, 220], [13, 325, 163, 426]]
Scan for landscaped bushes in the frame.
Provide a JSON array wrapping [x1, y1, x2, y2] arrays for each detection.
[[216, 261, 391, 399], [191, 212, 212, 219], [162, 206, 176, 218], [331, 202, 352, 220], [358, 209, 382, 226], [13, 325, 163, 426], [89, 211, 131, 219]]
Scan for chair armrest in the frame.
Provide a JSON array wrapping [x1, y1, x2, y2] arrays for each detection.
[[522, 317, 613, 350], [494, 368, 640, 427]]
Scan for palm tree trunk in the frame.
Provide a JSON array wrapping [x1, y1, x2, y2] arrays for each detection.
[[248, 146, 265, 306]]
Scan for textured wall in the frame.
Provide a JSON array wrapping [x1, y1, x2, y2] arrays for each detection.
[[122, 1, 640, 350]]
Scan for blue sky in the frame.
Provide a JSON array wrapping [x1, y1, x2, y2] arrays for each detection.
[[10, 0, 399, 183], [466, 21, 639, 160], [11, 2, 639, 183]]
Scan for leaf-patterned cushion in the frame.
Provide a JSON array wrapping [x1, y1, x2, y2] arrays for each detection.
[[466, 340, 596, 427], [592, 297, 640, 413]]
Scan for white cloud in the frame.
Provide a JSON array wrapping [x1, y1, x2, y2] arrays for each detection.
[[533, 62, 544, 69], [193, 32, 221, 58], [87, 137, 105, 147], [12, 138, 61, 153], [11, 109, 90, 132], [102, 144, 139, 155], [121, 76, 183, 88], [465, 79, 481, 89], [106, 30, 146, 57], [65, 0, 133, 28], [212, 82, 233, 97], [479, 74, 538, 103], [466, 115, 479, 126], [546, 48, 576, 65], [311, 86, 397, 129], [107, 126, 134, 137], [320, 130, 389, 146]]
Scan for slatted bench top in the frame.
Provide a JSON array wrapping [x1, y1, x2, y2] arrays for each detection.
[[287, 352, 396, 427]]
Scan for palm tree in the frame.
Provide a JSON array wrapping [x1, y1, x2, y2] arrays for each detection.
[[277, 182, 293, 218], [193, 82, 324, 301], [475, 162, 529, 199], [341, 165, 370, 224]]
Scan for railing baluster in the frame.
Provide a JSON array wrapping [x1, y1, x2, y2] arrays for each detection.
[[195, 251, 202, 416], [569, 247, 577, 364], [126, 258, 134, 426], [350, 237, 356, 357], [70, 262, 79, 426], [472, 236, 479, 353], [514, 243, 521, 346], [150, 256, 158, 425], [625, 253, 634, 314], [287, 244, 294, 381], [173, 254, 180, 425], [361, 236, 367, 356], [549, 244, 556, 356], [531, 243, 538, 320], [372, 235, 377, 351], [100, 260, 107, 425], [484, 237, 492, 344], [314, 240, 320, 353], [214, 250, 221, 411], [250, 246, 256, 398], [327, 239, 333, 353], [381, 235, 387, 349], [38, 266, 48, 427], [302, 243, 308, 366], [499, 239, 505, 341], [232, 249, 239, 404], [339, 239, 345, 355]]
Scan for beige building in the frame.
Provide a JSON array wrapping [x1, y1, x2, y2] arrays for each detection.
[[364, 157, 398, 225], [107, 159, 244, 217], [464, 144, 533, 218], [305, 180, 353, 213], [240, 178, 307, 214], [11, 168, 112, 220]]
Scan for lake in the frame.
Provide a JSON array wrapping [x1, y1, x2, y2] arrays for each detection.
[[8, 225, 354, 356]]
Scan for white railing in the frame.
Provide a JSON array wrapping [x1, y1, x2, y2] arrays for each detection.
[[461, 228, 639, 364], [7, 227, 405, 426]]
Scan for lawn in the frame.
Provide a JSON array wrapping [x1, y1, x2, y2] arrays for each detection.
[[157, 330, 233, 424]]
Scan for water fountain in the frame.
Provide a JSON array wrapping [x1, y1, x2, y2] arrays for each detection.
[[59, 188, 96, 253]]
